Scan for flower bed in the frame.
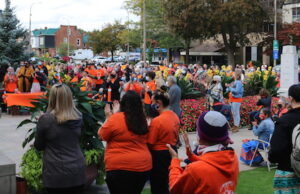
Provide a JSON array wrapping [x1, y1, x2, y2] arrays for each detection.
[[180, 97, 279, 132]]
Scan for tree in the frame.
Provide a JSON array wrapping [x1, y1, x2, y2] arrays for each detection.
[[57, 42, 75, 57], [125, 0, 184, 63], [0, 0, 29, 64], [208, 0, 268, 66], [163, 0, 209, 64], [88, 21, 125, 61]]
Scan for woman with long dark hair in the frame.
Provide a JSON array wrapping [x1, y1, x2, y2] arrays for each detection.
[[98, 91, 152, 194]]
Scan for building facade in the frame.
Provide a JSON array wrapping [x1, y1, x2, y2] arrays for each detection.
[[282, 0, 300, 23], [55, 25, 84, 51]]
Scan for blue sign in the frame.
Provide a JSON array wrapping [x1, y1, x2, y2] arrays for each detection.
[[273, 50, 279, 60]]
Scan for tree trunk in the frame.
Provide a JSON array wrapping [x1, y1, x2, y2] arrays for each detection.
[[167, 48, 173, 64], [185, 39, 190, 64], [221, 31, 235, 67], [111, 50, 114, 62], [226, 49, 235, 67]]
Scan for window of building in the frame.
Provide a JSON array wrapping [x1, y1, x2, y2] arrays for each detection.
[[39, 37, 44, 46], [64, 37, 68, 43], [292, 7, 300, 22], [77, 39, 81, 46]]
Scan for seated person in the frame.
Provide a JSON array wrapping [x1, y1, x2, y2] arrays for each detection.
[[249, 88, 272, 130], [252, 108, 275, 143]]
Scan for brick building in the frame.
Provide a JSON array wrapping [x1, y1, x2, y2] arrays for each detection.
[[55, 25, 84, 51]]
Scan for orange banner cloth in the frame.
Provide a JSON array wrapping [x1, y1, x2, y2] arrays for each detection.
[[4, 92, 45, 107]]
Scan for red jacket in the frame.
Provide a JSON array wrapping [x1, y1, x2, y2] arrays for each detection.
[[169, 150, 239, 194]]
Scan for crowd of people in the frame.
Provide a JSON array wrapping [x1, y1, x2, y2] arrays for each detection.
[[0, 59, 300, 194]]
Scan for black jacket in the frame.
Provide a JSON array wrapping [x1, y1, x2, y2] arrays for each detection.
[[34, 113, 86, 188], [256, 96, 272, 108], [269, 107, 300, 172]]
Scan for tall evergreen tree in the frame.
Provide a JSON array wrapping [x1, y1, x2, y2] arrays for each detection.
[[0, 0, 28, 65]]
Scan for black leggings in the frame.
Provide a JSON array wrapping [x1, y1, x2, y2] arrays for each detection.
[[150, 147, 177, 194], [46, 185, 84, 194], [106, 170, 150, 194]]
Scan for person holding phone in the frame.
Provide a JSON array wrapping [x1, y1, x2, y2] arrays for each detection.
[[167, 111, 239, 194]]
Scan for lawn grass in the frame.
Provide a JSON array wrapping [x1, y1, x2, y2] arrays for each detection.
[[142, 167, 275, 194], [236, 167, 275, 194]]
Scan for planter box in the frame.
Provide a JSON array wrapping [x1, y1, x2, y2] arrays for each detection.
[[0, 152, 16, 194]]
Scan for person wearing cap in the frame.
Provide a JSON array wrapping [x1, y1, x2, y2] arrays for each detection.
[[269, 84, 300, 193], [208, 75, 224, 111], [167, 111, 239, 194]]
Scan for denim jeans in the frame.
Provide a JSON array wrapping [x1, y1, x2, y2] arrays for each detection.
[[231, 102, 241, 127]]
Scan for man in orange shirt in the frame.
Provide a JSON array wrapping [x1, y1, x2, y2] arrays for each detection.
[[167, 111, 239, 194], [144, 72, 156, 117], [148, 92, 180, 194]]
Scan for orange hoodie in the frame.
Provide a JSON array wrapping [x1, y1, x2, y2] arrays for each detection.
[[169, 150, 239, 194]]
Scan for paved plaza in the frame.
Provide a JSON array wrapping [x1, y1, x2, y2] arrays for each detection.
[[0, 113, 256, 193]]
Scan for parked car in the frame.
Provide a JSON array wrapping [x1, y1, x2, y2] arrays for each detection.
[[92, 56, 107, 64]]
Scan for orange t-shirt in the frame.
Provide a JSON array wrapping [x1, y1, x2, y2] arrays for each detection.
[[95, 69, 105, 85], [144, 80, 156, 104], [148, 110, 180, 151], [98, 112, 152, 172], [125, 82, 143, 95], [4, 75, 17, 93]]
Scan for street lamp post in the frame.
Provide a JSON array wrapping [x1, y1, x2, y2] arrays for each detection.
[[143, 0, 146, 62], [127, 9, 130, 63], [274, 0, 277, 66], [29, 2, 41, 55], [67, 25, 70, 57]]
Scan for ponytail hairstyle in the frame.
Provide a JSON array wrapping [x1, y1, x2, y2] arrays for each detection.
[[153, 88, 170, 108]]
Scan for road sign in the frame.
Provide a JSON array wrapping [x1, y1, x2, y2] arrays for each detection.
[[273, 40, 279, 51], [273, 50, 279, 60]]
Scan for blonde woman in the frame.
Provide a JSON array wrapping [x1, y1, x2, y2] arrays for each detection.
[[34, 84, 86, 194]]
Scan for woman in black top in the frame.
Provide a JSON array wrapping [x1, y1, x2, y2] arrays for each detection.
[[269, 84, 300, 193], [34, 84, 85, 194]]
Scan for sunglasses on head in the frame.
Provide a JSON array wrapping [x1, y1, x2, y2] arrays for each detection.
[[55, 83, 63, 88]]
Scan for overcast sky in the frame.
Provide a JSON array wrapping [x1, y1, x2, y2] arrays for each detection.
[[0, 0, 138, 31]]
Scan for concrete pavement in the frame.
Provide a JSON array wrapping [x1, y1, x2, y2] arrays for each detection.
[[0, 114, 256, 193]]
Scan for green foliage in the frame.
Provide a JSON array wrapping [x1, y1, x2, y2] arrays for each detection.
[[244, 71, 279, 97], [0, 0, 29, 64], [177, 79, 202, 100], [20, 148, 43, 192], [84, 149, 103, 166], [88, 21, 125, 57], [221, 75, 234, 98], [57, 42, 75, 57], [18, 78, 106, 191]]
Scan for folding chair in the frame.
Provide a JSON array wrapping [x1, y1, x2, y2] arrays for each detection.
[[249, 135, 276, 171]]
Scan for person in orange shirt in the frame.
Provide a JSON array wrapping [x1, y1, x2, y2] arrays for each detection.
[[98, 91, 152, 194], [148, 92, 180, 194], [124, 75, 143, 96], [144, 72, 157, 117], [167, 111, 239, 194], [80, 71, 92, 92], [4, 67, 18, 93]]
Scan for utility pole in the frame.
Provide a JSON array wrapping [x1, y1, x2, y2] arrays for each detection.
[[67, 25, 70, 57], [127, 9, 130, 63], [143, 0, 146, 62]]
